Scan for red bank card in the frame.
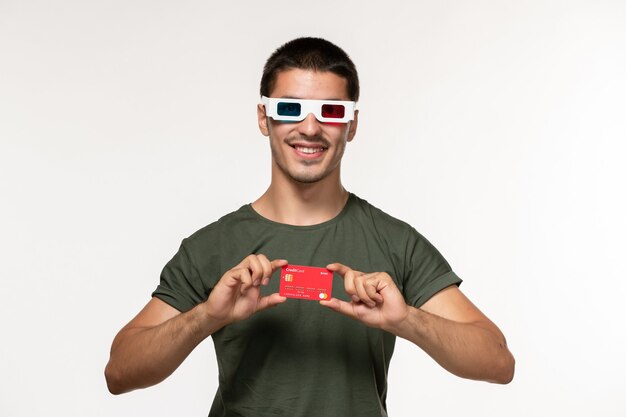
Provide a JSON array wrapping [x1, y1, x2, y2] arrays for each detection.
[[279, 264, 333, 300]]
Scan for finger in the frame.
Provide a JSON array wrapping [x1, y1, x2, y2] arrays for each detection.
[[258, 259, 288, 286], [327, 263, 365, 298], [236, 267, 253, 294], [256, 293, 287, 311], [319, 297, 357, 320], [270, 258, 289, 272], [363, 274, 384, 304], [354, 274, 376, 307], [343, 269, 358, 298], [255, 254, 274, 282], [246, 255, 265, 286], [326, 262, 352, 277], [221, 267, 248, 293], [221, 269, 243, 289]]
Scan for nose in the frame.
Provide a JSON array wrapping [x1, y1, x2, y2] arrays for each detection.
[[296, 113, 322, 137]]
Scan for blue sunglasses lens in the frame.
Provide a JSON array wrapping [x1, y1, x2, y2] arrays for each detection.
[[277, 102, 301, 117]]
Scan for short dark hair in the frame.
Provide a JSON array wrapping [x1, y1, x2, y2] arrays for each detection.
[[260, 37, 360, 101]]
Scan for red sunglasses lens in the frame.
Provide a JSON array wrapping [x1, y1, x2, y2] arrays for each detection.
[[321, 104, 345, 119]]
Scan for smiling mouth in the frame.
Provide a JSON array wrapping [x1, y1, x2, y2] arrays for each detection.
[[290, 145, 328, 154]]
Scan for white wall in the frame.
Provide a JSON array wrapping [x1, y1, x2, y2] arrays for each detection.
[[1, 1, 624, 416]]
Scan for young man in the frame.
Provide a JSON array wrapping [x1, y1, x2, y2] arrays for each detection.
[[105, 37, 514, 416]]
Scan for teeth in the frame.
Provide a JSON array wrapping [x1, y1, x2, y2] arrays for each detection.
[[295, 146, 324, 154]]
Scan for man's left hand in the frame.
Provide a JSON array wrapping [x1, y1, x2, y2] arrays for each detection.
[[320, 262, 409, 332]]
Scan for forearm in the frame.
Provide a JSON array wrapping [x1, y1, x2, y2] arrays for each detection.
[[105, 302, 222, 394], [389, 306, 514, 384]]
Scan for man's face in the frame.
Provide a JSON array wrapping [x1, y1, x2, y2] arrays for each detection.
[[257, 68, 358, 184]]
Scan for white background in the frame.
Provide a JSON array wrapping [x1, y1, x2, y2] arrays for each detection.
[[1, 1, 625, 416]]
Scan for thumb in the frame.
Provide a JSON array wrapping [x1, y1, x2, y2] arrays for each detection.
[[319, 297, 357, 320], [257, 293, 287, 312]]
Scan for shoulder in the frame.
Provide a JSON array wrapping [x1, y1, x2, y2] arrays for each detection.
[[180, 203, 256, 250], [348, 193, 416, 238], [348, 193, 443, 259]]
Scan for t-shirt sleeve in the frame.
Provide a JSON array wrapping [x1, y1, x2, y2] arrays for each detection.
[[401, 227, 462, 308], [152, 239, 210, 313]]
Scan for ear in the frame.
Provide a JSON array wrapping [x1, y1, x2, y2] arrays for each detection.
[[347, 109, 359, 142], [257, 104, 269, 137]]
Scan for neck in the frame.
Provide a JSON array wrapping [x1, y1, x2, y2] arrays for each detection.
[[252, 165, 349, 226]]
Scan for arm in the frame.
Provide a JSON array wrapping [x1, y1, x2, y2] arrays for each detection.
[[104, 255, 288, 394], [320, 263, 515, 384], [394, 286, 514, 383]]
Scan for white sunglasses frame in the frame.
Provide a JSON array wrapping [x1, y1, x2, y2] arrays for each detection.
[[261, 96, 356, 123]]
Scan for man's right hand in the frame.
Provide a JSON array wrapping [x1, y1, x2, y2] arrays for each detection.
[[105, 254, 287, 394], [203, 255, 288, 327]]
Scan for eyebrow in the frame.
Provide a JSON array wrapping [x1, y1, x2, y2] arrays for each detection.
[[279, 95, 347, 101]]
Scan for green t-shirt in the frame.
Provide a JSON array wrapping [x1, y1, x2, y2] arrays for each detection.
[[153, 193, 461, 417]]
